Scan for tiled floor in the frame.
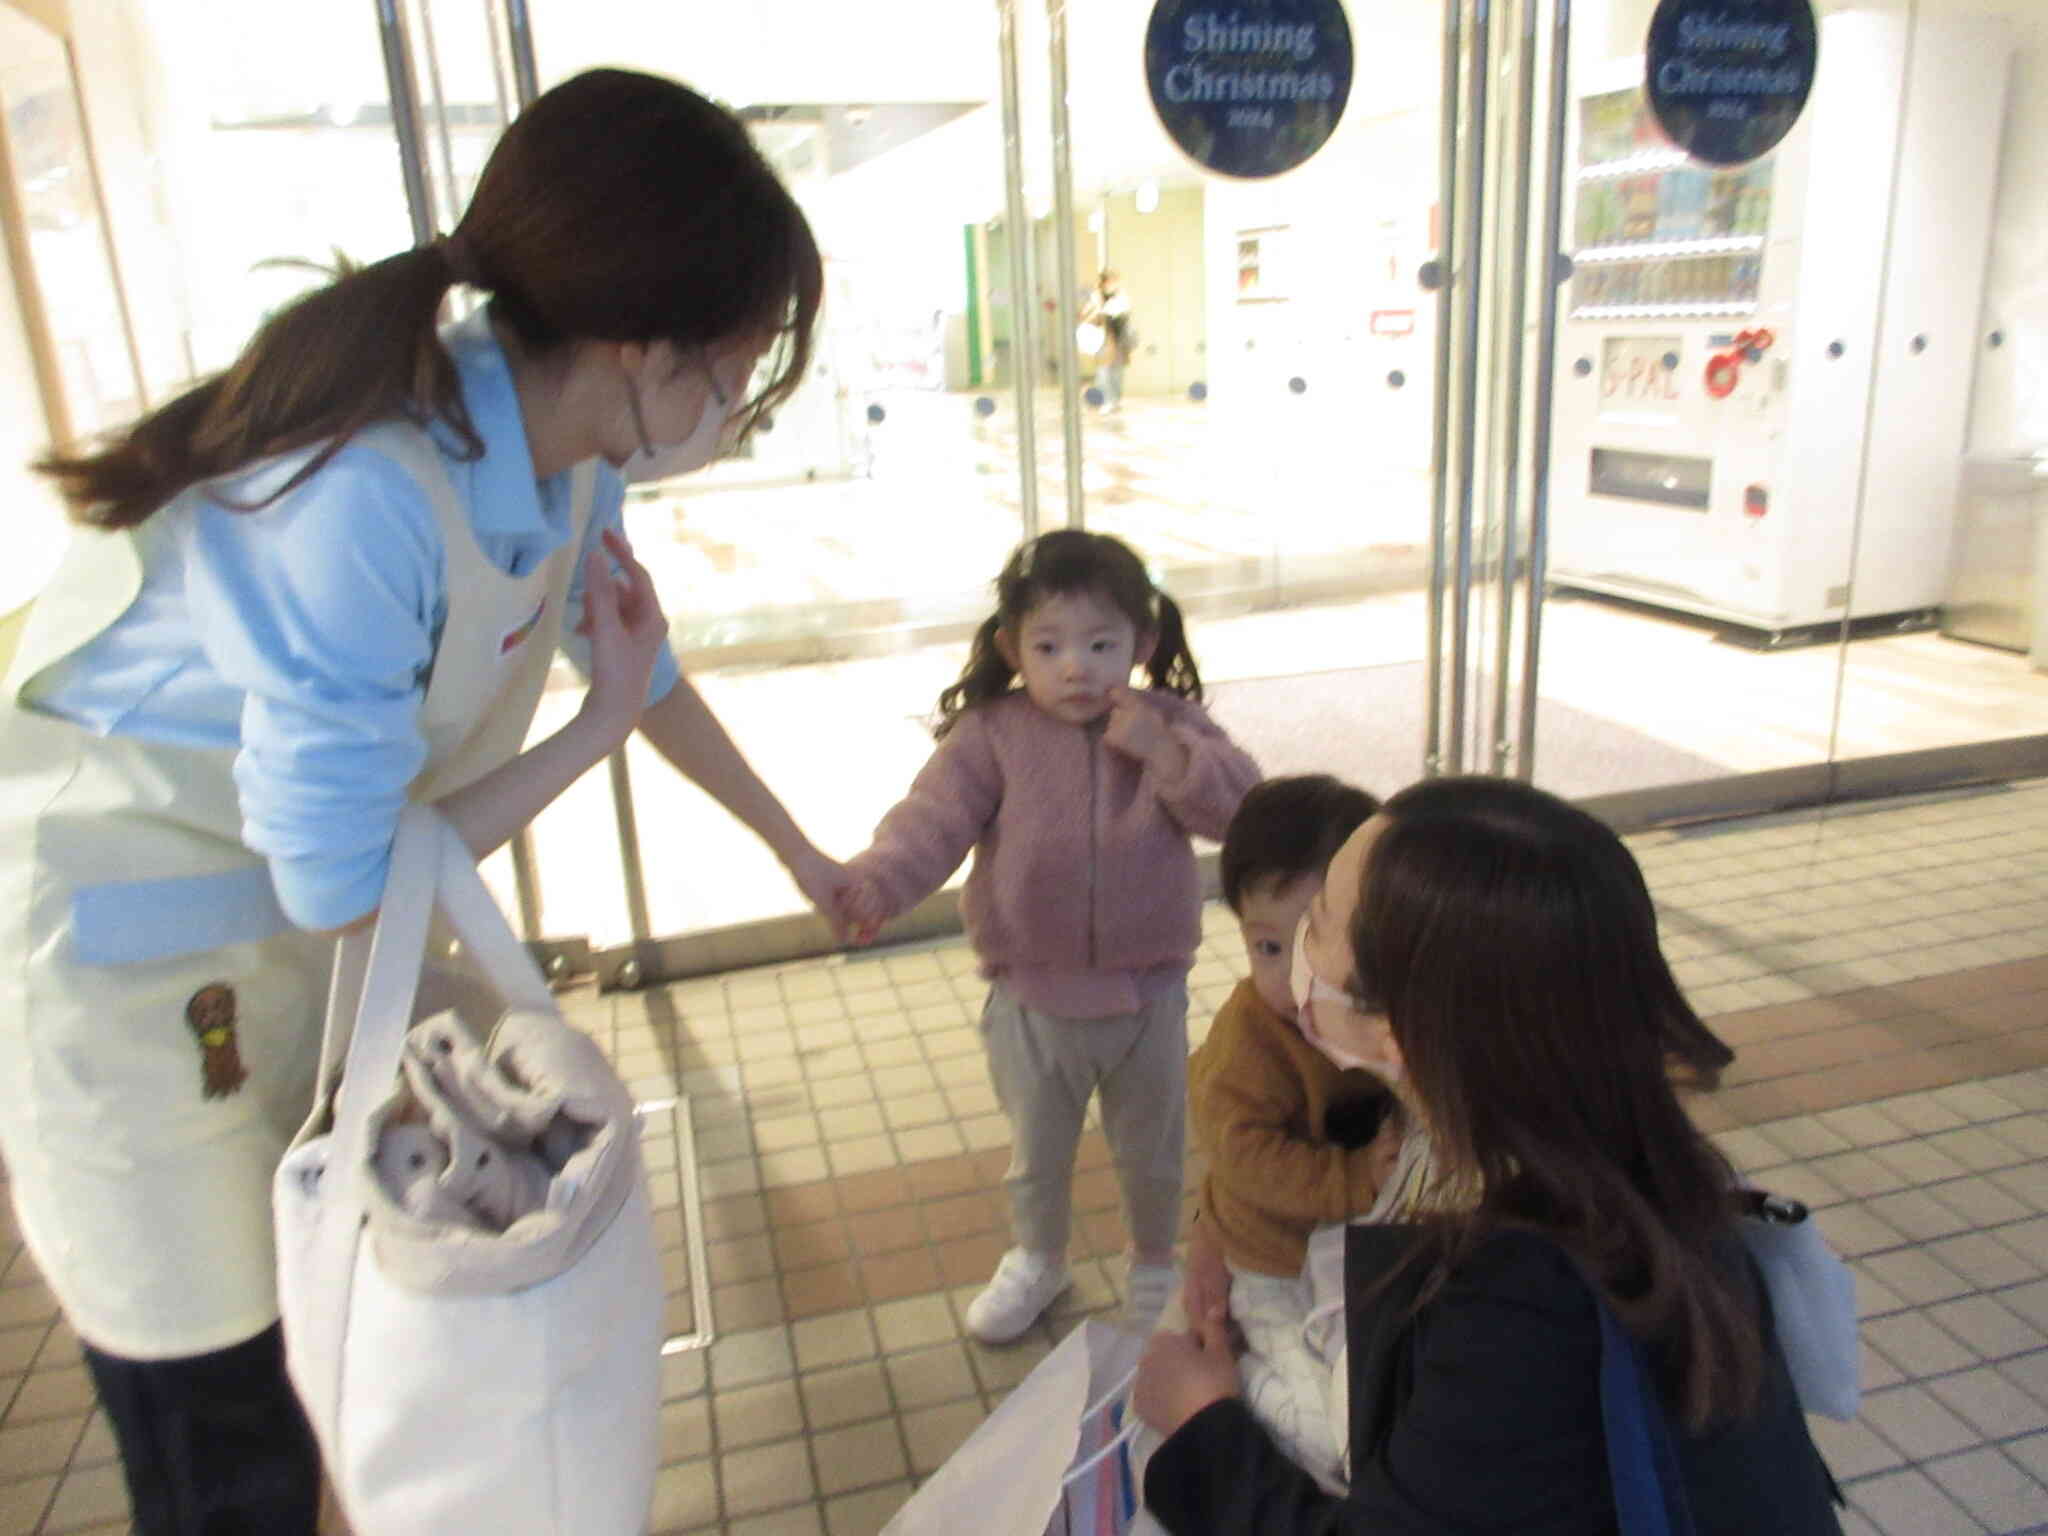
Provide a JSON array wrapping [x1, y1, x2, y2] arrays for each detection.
[[6, 780, 2048, 1534]]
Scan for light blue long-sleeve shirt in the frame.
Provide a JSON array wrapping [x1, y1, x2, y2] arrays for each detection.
[[29, 306, 679, 931]]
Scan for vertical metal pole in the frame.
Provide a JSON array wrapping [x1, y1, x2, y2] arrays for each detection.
[[412, 0, 466, 232], [1490, 0, 1540, 774], [608, 752, 654, 943], [1448, 0, 1493, 774], [997, 0, 1043, 539], [501, 0, 542, 106], [373, 0, 437, 247], [1518, 0, 1573, 779], [61, 41, 151, 412], [1046, 0, 1087, 528], [1422, 0, 1464, 777]]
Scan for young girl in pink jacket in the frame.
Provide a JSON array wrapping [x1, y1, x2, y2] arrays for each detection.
[[840, 531, 1261, 1344]]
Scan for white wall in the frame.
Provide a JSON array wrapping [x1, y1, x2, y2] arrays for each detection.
[[1967, 5, 2048, 456]]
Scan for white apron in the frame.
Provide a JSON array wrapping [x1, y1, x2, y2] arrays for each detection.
[[0, 426, 594, 1359]]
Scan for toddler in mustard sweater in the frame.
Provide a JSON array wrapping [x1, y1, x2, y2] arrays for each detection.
[[1183, 775, 1403, 1486]]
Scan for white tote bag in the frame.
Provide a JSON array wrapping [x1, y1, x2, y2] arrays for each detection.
[[273, 805, 661, 1534]]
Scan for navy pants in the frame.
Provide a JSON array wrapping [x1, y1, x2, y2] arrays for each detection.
[[82, 1323, 321, 1535]]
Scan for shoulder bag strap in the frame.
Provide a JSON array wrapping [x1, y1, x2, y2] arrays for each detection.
[[1597, 1301, 1699, 1536]]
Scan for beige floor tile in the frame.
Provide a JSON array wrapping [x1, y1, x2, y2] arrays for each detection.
[[710, 1327, 796, 1392], [811, 1418, 907, 1497], [661, 1398, 714, 1465], [823, 1481, 916, 1536], [716, 1381, 807, 1451], [886, 1343, 979, 1412], [798, 1361, 890, 1433], [0, 1419, 78, 1481], [648, 1460, 720, 1532], [39, 1461, 126, 1532], [720, 1437, 817, 1519], [827, 1136, 899, 1177], [0, 1476, 56, 1535], [1858, 1384, 1986, 1462], [900, 1399, 986, 1478], [1845, 1466, 1991, 1535], [873, 1295, 958, 1354], [792, 1311, 878, 1373], [728, 1502, 827, 1536]]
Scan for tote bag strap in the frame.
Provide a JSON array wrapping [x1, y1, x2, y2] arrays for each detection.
[[1597, 1301, 1699, 1536]]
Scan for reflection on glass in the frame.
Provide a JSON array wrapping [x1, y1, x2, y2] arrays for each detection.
[[0, 8, 141, 439]]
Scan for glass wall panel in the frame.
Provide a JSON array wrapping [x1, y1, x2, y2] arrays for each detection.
[[0, 6, 142, 440], [523, 0, 1025, 942], [1516, 0, 1877, 802], [1832, 0, 2048, 773], [1038, 1, 1447, 806]]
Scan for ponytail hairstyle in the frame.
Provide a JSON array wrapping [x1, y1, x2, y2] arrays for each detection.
[[933, 529, 1199, 739], [1350, 776, 1761, 1432], [38, 68, 822, 530]]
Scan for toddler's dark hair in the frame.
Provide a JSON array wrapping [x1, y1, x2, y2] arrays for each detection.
[[1220, 774, 1380, 914], [934, 529, 1201, 738]]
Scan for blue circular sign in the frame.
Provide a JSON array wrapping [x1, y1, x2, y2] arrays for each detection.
[[1145, 0, 1354, 180], [1645, 0, 1817, 167]]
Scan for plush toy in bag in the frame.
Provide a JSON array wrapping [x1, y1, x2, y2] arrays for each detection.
[[273, 806, 662, 1534]]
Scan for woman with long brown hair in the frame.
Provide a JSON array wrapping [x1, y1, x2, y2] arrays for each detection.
[[1134, 776, 1842, 1533], [0, 69, 842, 1533]]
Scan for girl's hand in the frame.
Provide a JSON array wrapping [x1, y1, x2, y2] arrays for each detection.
[[1103, 686, 1188, 777], [1134, 1302, 1240, 1438], [1180, 1218, 1234, 1331], [833, 877, 887, 946], [575, 529, 663, 748]]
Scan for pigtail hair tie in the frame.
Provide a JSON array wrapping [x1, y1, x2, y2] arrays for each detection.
[[437, 232, 483, 288]]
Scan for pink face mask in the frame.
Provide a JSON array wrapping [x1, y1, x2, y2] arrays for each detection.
[[1290, 919, 1394, 1077]]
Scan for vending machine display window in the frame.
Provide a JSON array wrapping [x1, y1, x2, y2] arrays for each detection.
[[1571, 87, 1770, 321]]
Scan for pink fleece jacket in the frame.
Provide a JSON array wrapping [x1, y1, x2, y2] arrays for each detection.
[[849, 689, 1261, 1018]]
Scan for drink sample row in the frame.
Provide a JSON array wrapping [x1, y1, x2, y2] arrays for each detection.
[[1572, 253, 1763, 311]]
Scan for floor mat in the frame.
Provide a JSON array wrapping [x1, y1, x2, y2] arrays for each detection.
[[1207, 662, 1733, 800]]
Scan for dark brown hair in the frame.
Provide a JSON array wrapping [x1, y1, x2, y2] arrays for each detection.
[[1220, 774, 1379, 914], [38, 69, 822, 530], [1351, 776, 1759, 1430], [934, 530, 1200, 739]]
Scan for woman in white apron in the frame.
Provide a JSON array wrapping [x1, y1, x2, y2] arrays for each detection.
[[0, 69, 841, 1534]]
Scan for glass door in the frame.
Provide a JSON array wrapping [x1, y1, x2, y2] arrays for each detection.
[[1402, 0, 2045, 834]]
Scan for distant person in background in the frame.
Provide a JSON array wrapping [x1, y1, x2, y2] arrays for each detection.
[[1084, 269, 1135, 413]]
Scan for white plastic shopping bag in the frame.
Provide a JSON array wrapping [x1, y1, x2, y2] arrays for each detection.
[[273, 805, 661, 1534], [1739, 1189, 1860, 1420], [884, 1319, 1150, 1536]]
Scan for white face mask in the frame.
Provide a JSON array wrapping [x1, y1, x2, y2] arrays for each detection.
[[621, 389, 728, 485], [1290, 920, 1394, 1077]]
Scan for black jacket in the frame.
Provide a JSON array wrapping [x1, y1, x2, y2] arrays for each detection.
[[1145, 1224, 1842, 1535]]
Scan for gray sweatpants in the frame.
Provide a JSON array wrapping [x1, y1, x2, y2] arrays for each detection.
[[979, 982, 1188, 1258]]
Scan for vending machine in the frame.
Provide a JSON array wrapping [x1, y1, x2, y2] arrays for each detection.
[[1546, 10, 2012, 642]]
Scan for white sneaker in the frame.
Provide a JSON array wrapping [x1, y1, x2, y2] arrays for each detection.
[[965, 1248, 1071, 1344], [1122, 1260, 1178, 1334]]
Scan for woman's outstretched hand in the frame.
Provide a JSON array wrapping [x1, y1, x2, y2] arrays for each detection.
[[576, 528, 663, 749], [1134, 1299, 1241, 1438], [782, 845, 862, 944]]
